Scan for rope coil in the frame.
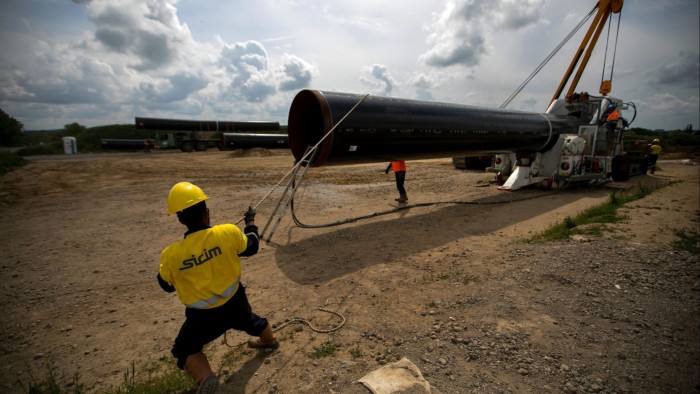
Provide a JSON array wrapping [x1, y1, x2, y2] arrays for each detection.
[[223, 307, 346, 347]]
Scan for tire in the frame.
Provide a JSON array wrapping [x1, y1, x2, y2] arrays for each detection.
[[611, 156, 630, 181], [181, 141, 194, 152], [639, 158, 649, 175], [195, 141, 208, 151]]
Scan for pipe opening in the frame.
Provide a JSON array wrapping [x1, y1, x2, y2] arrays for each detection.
[[288, 90, 332, 166]]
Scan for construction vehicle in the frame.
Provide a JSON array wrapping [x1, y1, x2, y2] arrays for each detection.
[[285, 0, 645, 190], [135, 117, 280, 152], [455, 0, 648, 189]]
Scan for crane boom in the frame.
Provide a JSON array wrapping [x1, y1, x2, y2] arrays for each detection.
[[550, 0, 623, 106]]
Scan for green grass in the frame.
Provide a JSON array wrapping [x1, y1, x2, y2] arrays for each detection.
[[308, 341, 337, 359], [104, 361, 191, 394], [349, 345, 363, 359], [673, 210, 700, 255], [673, 228, 700, 255], [20, 359, 192, 394], [525, 183, 666, 243], [19, 360, 84, 394], [0, 151, 26, 175]]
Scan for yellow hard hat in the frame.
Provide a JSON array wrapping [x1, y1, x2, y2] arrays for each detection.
[[167, 182, 209, 214], [652, 139, 660, 143]]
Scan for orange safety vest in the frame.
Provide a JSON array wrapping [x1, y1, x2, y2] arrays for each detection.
[[391, 161, 406, 172], [606, 109, 620, 122]]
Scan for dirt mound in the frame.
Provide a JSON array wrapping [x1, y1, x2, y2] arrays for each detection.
[[229, 148, 285, 158]]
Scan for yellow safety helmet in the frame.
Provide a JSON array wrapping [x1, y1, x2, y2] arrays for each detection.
[[652, 139, 660, 144], [167, 182, 209, 214]]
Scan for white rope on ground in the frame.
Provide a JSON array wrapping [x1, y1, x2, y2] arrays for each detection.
[[223, 307, 346, 348]]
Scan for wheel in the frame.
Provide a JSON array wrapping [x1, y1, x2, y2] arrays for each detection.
[[639, 158, 649, 175], [181, 141, 194, 152], [195, 141, 208, 151], [611, 156, 630, 181]]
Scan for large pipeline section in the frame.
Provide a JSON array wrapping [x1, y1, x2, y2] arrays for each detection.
[[287, 90, 581, 166], [220, 133, 289, 150], [135, 117, 280, 132]]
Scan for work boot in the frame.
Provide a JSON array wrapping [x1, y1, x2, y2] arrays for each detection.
[[184, 352, 218, 394], [248, 323, 280, 349], [396, 193, 408, 203]]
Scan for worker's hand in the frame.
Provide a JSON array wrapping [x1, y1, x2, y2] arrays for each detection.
[[244, 206, 256, 223]]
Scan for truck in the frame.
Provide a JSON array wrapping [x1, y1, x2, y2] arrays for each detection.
[[134, 117, 280, 152]]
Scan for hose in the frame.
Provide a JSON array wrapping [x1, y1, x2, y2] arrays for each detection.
[[289, 179, 558, 229]]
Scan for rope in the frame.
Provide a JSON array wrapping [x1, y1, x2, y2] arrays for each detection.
[[235, 94, 370, 225], [272, 307, 346, 334], [223, 307, 346, 347], [500, 7, 595, 109]]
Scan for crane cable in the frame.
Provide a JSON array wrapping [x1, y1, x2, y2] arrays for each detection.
[[500, 6, 597, 109], [600, 9, 622, 89]]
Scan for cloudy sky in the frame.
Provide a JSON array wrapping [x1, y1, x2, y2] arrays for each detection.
[[1, 0, 698, 131]]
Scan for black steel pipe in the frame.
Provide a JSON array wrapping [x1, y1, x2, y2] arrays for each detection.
[[220, 133, 289, 150], [287, 90, 580, 166], [100, 139, 145, 149], [135, 117, 279, 132]]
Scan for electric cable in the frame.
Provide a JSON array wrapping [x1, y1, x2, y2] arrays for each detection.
[[289, 177, 559, 229]]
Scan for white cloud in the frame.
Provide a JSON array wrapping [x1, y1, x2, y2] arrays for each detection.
[[277, 54, 316, 92], [361, 64, 398, 95], [0, 0, 697, 131], [420, 0, 545, 69]]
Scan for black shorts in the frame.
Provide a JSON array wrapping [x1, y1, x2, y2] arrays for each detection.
[[172, 284, 268, 368]]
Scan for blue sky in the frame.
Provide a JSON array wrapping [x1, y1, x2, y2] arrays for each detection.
[[1, 0, 698, 131]]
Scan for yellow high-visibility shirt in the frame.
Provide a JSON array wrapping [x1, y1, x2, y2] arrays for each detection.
[[159, 224, 248, 309], [650, 144, 662, 155]]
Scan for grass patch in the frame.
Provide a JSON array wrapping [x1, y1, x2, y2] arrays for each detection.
[[15, 143, 64, 156], [105, 361, 191, 394], [525, 184, 666, 243], [673, 228, 700, 255], [308, 341, 337, 359], [19, 360, 84, 394], [21, 359, 192, 394], [0, 151, 26, 175], [350, 345, 363, 359]]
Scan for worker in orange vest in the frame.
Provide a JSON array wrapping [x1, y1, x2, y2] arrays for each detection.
[[385, 160, 408, 203]]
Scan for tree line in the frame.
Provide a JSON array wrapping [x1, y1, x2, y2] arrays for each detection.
[[1, 107, 697, 155]]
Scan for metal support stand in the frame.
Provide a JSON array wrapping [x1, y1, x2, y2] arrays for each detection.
[[260, 146, 316, 242]]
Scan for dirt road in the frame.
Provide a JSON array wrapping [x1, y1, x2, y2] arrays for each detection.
[[0, 149, 698, 393]]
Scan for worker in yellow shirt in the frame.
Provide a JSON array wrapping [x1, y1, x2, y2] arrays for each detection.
[[649, 139, 662, 174], [158, 182, 278, 393]]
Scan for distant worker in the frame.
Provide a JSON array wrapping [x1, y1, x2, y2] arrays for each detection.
[[649, 139, 662, 174], [385, 160, 408, 203], [144, 137, 153, 153], [157, 182, 278, 393]]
